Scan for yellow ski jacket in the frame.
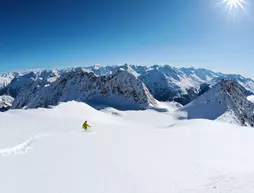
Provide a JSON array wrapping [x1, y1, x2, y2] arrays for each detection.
[[82, 122, 91, 130]]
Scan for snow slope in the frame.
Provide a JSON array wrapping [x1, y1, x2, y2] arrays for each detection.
[[2, 101, 254, 193], [179, 80, 254, 126]]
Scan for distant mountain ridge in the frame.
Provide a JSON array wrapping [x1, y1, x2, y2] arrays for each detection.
[[11, 68, 157, 110], [1, 64, 254, 111], [73, 64, 254, 103]]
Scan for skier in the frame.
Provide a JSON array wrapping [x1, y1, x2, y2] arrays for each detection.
[[82, 121, 91, 130]]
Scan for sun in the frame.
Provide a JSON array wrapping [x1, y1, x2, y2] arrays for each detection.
[[215, 0, 250, 20], [218, 0, 247, 13]]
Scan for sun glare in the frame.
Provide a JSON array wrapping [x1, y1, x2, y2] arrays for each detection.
[[215, 0, 251, 20], [218, 0, 247, 13]]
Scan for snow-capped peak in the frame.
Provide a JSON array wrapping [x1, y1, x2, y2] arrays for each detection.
[[179, 79, 254, 127]]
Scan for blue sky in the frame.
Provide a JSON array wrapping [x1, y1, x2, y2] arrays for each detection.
[[0, 0, 253, 77]]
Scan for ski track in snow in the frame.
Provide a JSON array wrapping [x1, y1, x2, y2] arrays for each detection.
[[0, 136, 36, 156], [0, 129, 92, 156], [0, 132, 58, 156]]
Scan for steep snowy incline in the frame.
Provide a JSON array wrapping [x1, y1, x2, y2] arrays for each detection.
[[12, 69, 157, 110], [2, 102, 254, 193], [179, 80, 254, 126]]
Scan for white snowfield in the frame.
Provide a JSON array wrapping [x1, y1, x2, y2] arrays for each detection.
[[1, 101, 254, 193]]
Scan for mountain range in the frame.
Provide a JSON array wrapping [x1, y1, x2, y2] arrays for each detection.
[[1, 64, 254, 126], [11, 68, 156, 110]]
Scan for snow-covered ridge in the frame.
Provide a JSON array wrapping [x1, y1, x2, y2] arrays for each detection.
[[12, 69, 157, 110], [179, 80, 254, 127]]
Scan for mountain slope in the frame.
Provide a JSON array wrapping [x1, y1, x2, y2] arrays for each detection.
[[12, 69, 157, 110], [178, 80, 254, 127], [204, 74, 254, 96], [2, 102, 254, 193], [139, 66, 215, 103]]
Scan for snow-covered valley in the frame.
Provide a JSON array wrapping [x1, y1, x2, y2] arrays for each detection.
[[1, 101, 254, 193]]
